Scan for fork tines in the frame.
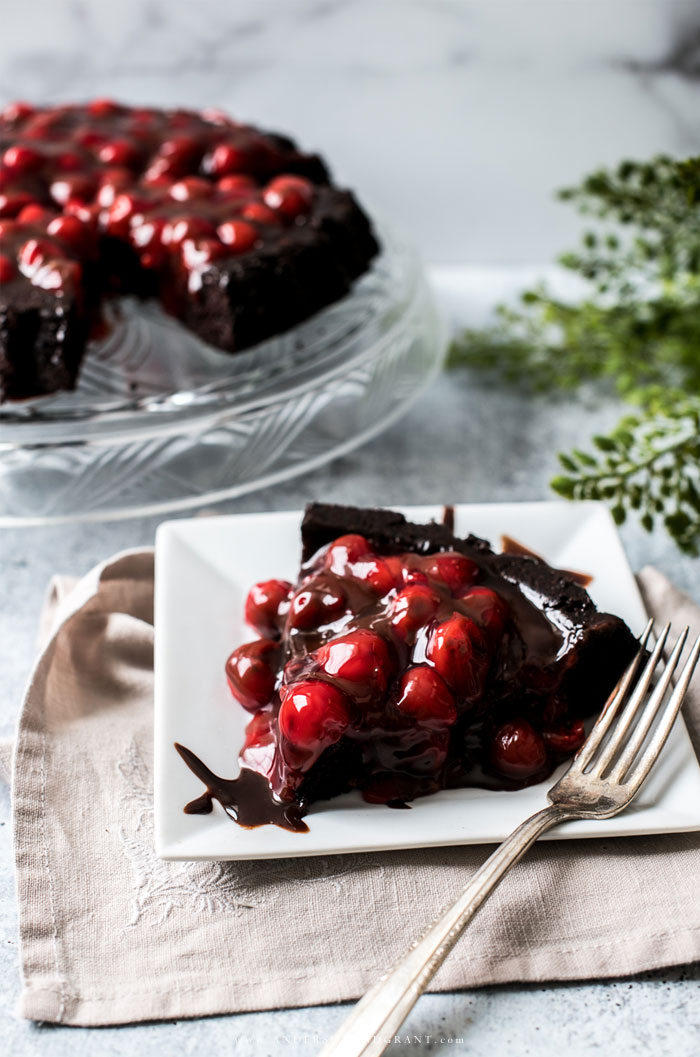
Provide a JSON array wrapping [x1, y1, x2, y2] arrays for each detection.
[[573, 620, 700, 792]]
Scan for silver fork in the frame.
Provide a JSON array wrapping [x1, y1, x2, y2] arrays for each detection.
[[318, 620, 700, 1057]]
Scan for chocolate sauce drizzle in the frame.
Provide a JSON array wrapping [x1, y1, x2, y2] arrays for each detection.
[[442, 504, 455, 533], [501, 535, 592, 588], [175, 742, 308, 832]]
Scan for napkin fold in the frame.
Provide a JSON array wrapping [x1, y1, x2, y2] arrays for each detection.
[[7, 553, 700, 1026]]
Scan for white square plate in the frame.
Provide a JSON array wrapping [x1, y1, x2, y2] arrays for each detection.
[[154, 502, 700, 860]]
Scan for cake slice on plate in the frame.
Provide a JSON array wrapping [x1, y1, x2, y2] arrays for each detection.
[[176, 503, 639, 831]]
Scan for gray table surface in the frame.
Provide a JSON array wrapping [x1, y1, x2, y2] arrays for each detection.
[[2, 311, 700, 1056]]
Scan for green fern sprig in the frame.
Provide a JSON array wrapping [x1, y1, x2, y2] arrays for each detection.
[[448, 153, 700, 551]]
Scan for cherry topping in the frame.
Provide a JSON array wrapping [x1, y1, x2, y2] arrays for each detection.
[[96, 167, 134, 208], [325, 534, 372, 571], [0, 255, 16, 282], [278, 680, 350, 754], [103, 191, 154, 237], [205, 141, 253, 176], [394, 666, 457, 728], [88, 98, 122, 117], [390, 583, 441, 639], [240, 201, 280, 226], [458, 586, 509, 640], [1, 101, 35, 123], [225, 639, 280, 712], [288, 579, 346, 630], [18, 237, 65, 276], [244, 579, 293, 638], [169, 177, 213, 202], [217, 219, 259, 253], [130, 217, 167, 268], [315, 629, 395, 703], [2, 145, 44, 174], [263, 175, 313, 219], [162, 215, 217, 246], [47, 215, 94, 253], [426, 613, 490, 701], [97, 139, 140, 167], [489, 720, 548, 780], [33, 258, 82, 292], [73, 127, 107, 149], [55, 150, 84, 172], [16, 203, 54, 224], [49, 174, 97, 205], [0, 191, 35, 217], [180, 237, 229, 271], [423, 552, 480, 594], [217, 174, 257, 194], [543, 719, 586, 757]]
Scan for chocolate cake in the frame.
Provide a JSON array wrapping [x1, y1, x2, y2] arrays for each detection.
[[175, 503, 639, 832], [0, 101, 379, 401]]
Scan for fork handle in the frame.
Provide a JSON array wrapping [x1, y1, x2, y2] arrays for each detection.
[[318, 804, 575, 1057]]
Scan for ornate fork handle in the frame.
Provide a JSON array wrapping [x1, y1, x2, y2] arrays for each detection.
[[319, 804, 575, 1057]]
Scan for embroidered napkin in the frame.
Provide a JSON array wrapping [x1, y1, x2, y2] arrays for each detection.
[[7, 552, 700, 1026]]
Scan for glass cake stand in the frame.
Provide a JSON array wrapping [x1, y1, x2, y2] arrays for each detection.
[[0, 233, 445, 524]]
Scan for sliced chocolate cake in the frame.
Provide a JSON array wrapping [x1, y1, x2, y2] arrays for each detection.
[[175, 503, 639, 832], [0, 101, 380, 401]]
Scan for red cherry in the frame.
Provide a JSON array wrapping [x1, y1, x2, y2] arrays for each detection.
[[73, 127, 107, 148], [47, 214, 93, 253], [426, 613, 490, 701], [423, 552, 480, 594], [324, 534, 372, 572], [395, 666, 457, 728], [489, 720, 548, 780], [351, 556, 398, 597], [216, 219, 259, 253], [18, 237, 65, 276], [49, 174, 97, 205], [390, 583, 441, 639], [54, 150, 84, 172], [543, 719, 586, 757], [88, 99, 122, 117], [458, 586, 509, 639], [217, 174, 257, 194], [161, 135, 201, 159], [2, 145, 44, 174], [288, 580, 346, 630], [0, 220, 17, 236], [169, 177, 213, 202], [130, 217, 167, 267], [278, 680, 350, 753], [225, 638, 280, 712], [245, 579, 293, 638], [180, 237, 228, 270], [0, 191, 35, 217], [241, 201, 281, 226], [96, 167, 134, 208], [33, 258, 82, 291], [263, 175, 313, 219], [0, 255, 17, 282], [162, 215, 217, 246], [103, 192, 154, 236], [97, 139, 140, 167], [315, 629, 395, 703], [64, 199, 100, 226], [205, 141, 253, 176], [16, 203, 54, 224], [1, 101, 35, 123]]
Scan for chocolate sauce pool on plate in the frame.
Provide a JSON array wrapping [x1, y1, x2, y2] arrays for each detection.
[[175, 742, 308, 832]]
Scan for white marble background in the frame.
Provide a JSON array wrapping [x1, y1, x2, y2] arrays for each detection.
[[2, 0, 699, 264]]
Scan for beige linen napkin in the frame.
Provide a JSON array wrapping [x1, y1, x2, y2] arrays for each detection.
[[7, 552, 700, 1026]]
